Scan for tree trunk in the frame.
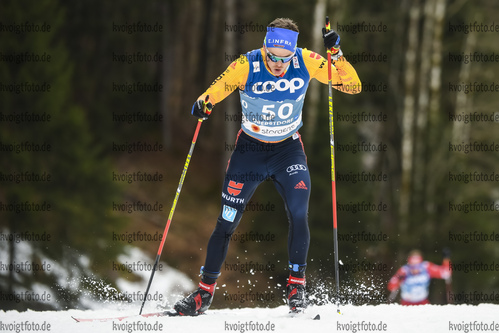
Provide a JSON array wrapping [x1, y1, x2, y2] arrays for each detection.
[[380, 0, 410, 244], [304, 0, 327, 148], [452, 20, 476, 143], [223, 0, 239, 166], [400, 0, 421, 232], [413, 0, 436, 218], [161, 1, 173, 149], [424, 0, 447, 223]]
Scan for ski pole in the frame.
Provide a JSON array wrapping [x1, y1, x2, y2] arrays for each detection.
[[443, 247, 452, 304], [325, 16, 341, 315], [388, 289, 399, 304], [139, 96, 212, 315]]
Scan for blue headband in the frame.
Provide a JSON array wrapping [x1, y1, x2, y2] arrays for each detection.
[[265, 27, 298, 53]]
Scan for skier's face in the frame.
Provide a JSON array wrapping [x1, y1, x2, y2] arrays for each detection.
[[408, 254, 423, 265], [264, 46, 293, 76]]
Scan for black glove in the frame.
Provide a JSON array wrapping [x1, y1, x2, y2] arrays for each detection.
[[191, 98, 213, 120], [322, 28, 341, 52]]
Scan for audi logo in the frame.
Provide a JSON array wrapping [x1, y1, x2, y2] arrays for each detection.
[[286, 164, 307, 173]]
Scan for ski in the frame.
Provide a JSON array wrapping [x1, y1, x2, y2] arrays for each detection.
[[73, 309, 320, 322], [289, 313, 321, 320], [288, 309, 320, 320], [72, 310, 179, 322]]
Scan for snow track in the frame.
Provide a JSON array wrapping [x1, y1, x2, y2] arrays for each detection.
[[1, 303, 498, 333]]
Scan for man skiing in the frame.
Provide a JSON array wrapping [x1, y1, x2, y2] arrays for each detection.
[[173, 17, 361, 316], [388, 249, 452, 305]]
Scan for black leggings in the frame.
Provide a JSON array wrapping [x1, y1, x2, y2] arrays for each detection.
[[203, 130, 311, 275]]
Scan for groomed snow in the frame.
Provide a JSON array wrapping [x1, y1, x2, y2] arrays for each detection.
[[1, 303, 498, 333]]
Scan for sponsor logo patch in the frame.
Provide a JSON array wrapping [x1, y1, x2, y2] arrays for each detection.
[[286, 164, 307, 176], [309, 52, 322, 60], [294, 180, 308, 190], [251, 78, 305, 94], [227, 180, 244, 196], [222, 205, 237, 222], [253, 61, 260, 72]]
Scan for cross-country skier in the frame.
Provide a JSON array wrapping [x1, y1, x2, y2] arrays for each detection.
[[388, 249, 452, 305], [173, 17, 361, 316]]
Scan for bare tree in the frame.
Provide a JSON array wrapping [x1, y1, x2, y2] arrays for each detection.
[[400, 0, 421, 231], [304, 0, 327, 146], [223, 0, 239, 165], [424, 0, 447, 224], [452, 18, 476, 143], [413, 0, 436, 213], [161, 1, 174, 148]]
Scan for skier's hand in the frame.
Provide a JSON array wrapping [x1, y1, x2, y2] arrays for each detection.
[[322, 28, 342, 61], [322, 28, 341, 56], [191, 97, 213, 120], [442, 247, 451, 259]]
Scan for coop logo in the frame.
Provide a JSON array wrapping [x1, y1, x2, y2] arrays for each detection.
[[222, 205, 237, 222], [286, 164, 307, 176], [227, 180, 244, 196], [252, 78, 305, 94]]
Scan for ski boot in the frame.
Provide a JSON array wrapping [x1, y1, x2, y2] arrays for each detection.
[[173, 281, 216, 316], [173, 267, 219, 316], [286, 263, 307, 313]]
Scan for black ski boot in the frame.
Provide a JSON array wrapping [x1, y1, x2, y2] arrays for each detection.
[[173, 281, 216, 316], [286, 275, 307, 313], [286, 263, 307, 313], [174, 266, 220, 316]]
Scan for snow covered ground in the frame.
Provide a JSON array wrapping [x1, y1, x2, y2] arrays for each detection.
[[1, 303, 499, 333], [2, 242, 497, 333]]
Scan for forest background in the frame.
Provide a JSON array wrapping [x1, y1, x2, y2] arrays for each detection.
[[1, 0, 498, 311]]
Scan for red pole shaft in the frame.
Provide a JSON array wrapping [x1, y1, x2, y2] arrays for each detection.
[[325, 16, 341, 314], [139, 118, 204, 314]]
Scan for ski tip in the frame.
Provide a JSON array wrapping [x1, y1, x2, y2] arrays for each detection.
[[71, 316, 80, 322], [313, 314, 321, 320]]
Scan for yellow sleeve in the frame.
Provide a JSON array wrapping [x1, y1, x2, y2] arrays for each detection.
[[302, 48, 361, 94], [198, 55, 249, 106]]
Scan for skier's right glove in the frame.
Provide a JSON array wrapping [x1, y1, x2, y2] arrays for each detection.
[[191, 97, 213, 120]]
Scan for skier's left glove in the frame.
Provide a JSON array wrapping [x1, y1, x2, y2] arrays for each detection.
[[191, 97, 213, 120], [322, 28, 343, 61]]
